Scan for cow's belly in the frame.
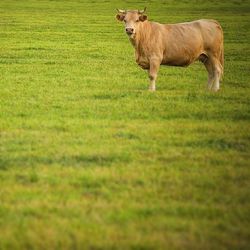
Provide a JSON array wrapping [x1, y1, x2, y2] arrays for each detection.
[[162, 58, 193, 67], [162, 51, 200, 67]]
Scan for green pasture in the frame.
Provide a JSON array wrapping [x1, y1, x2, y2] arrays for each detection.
[[0, 0, 249, 249]]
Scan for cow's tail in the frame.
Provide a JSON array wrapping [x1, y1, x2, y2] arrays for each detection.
[[219, 35, 224, 79]]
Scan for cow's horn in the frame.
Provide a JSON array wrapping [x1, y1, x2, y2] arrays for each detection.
[[138, 7, 146, 14], [116, 8, 126, 14]]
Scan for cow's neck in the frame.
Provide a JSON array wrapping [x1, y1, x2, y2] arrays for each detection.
[[129, 21, 150, 52]]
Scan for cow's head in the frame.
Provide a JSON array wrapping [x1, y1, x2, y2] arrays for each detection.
[[116, 8, 147, 38]]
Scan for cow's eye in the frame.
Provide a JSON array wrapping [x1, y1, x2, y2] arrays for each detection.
[[124, 19, 127, 23], [136, 19, 139, 22]]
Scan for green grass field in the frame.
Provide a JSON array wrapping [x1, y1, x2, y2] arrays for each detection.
[[0, 0, 250, 249]]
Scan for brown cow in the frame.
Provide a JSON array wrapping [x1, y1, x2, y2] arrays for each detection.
[[116, 8, 224, 91]]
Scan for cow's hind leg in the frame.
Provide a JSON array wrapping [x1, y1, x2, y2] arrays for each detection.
[[212, 58, 222, 92], [204, 58, 214, 91], [148, 58, 160, 91], [204, 56, 222, 92]]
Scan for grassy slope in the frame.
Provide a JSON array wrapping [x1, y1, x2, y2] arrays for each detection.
[[0, 0, 249, 249]]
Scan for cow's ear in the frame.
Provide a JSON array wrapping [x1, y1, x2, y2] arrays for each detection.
[[116, 14, 125, 21], [139, 15, 147, 22]]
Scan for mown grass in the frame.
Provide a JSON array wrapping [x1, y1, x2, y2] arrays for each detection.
[[0, 0, 250, 249]]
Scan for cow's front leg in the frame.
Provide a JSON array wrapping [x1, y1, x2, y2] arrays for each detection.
[[148, 59, 160, 91]]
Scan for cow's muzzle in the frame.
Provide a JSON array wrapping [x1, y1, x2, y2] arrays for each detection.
[[125, 28, 134, 35]]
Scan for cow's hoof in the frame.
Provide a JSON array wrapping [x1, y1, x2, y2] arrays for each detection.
[[212, 87, 220, 92]]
